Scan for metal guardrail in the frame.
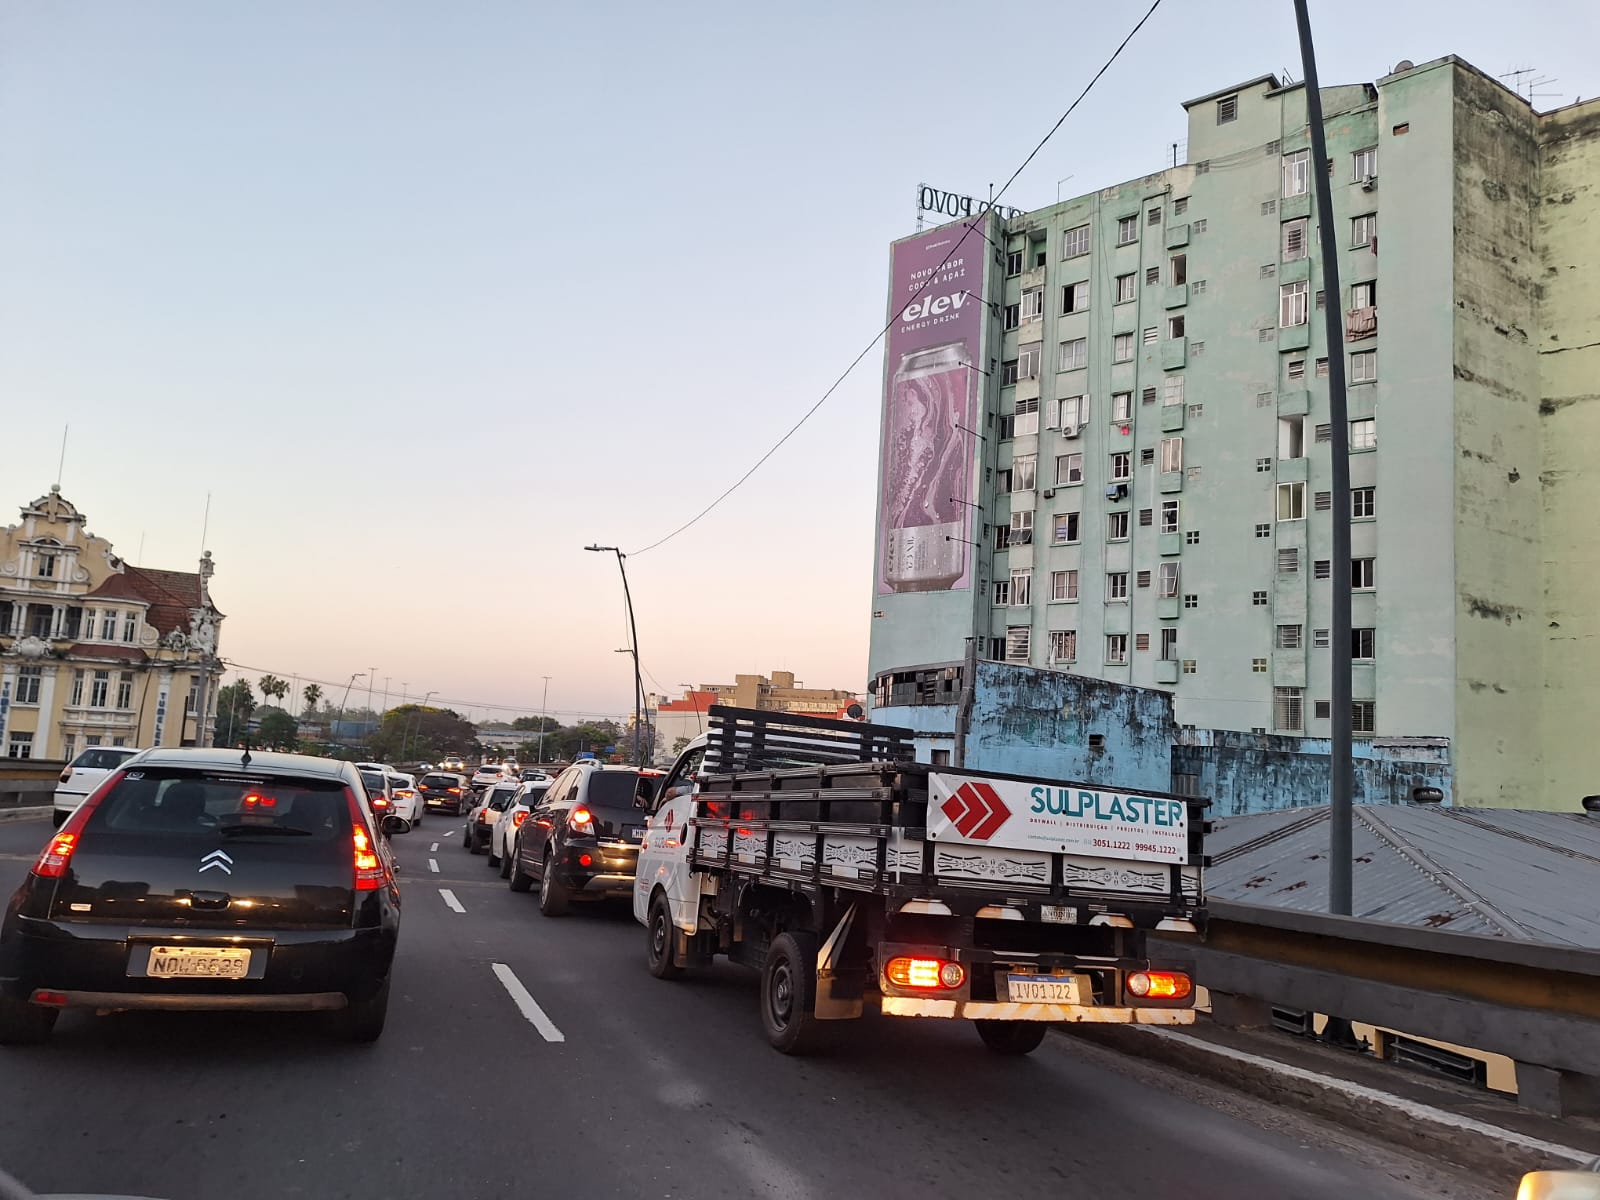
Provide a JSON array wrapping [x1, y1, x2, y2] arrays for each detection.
[[1154, 898, 1600, 1116]]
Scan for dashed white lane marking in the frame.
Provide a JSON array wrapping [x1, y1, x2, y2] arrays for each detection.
[[438, 888, 465, 913], [428, 859, 440, 873], [490, 962, 565, 1043], [430, 842, 439, 852]]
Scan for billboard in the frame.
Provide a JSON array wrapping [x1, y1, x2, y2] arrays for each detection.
[[876, 219, 988, 596]]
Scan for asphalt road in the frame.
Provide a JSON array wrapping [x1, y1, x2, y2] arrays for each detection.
[[0, 814, 1499, 1200]]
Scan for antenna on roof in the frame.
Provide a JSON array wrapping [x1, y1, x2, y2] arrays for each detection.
[[55, 425, 69, 490], [240, 738, 253, 770], [199, 492, 212, 555]]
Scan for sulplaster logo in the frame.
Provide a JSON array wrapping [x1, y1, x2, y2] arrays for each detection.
[[940, 781, 1011, 841]]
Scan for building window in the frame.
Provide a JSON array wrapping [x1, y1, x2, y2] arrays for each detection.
[[1350, 418, 1377, 450], [1353, 487, 1375, 518], [1287, 359, 1307, 383], [1352, 557, 1376, 590], [1001, 358, 1021, 386], [1351, 350, 1378, 384], [1279, 415, 1305, 460], [1137, 569, 1152, 587], [1115, 273, 1136, 304], [1277, 481, 1306, 521], [1313, 423, 1332, 444], [1252, 658, 1267, 673], [1173, 197, 1188, 216], [90, 670, 110, 708], [1010, 569, 1033, 606], [1160, 437, 1183, 473], [1181, 659, 1197, 675], [1279, 280, 1309, 327], [1006, 627, 1031, 661], [1352, 627, 1376, 660], [1111, 392, 1132, 421], [1169, 253, 1186, 285], [15, 666, 42, 705], [1105, 634, 1129, 665], [1312, 358, 1327, 380], [1107, 511, 1130, 541], [1143, 268, 1159, 290], [1351, 280, 1376, 310], [1055, 394, 1089, 428], [1168, 315, 1185, 339], [1010, 510, 1034, 543], [1160, 627, 1179, 661], [1255, 457, 1273, 473], [1056, 453, 1083, 485], [1116, 215, 1139, 245], [1254, 523, 1271, 538], [1014, 397, 1040, 437], [1353, 145, 1377, 180], [993, 524, 1012, 551], [1003, 303, 1020, 331], [1157, 562, 1180, 598], [1274, 687, 1304, 732], [1281, 217, 1308, 261], [1282, 149, 1310, 197], [1184, 530, 1201, 546], [101, 610, 117, 640], [1352, 700, 1376, 735], [36, 554, 56, 579], [1314, 491, 1332, 512], [1020, 287, 1044, 321], [1058, 338, 1088, 372], [1062, 224, 1092, 258], [1277, 548, 1299, 574], [1351, 212, 1378, 247], [1192, 218, 1207, 233], [70, 669, 85, 706], [1216, 94, 1238, 124], [6, 732, 33, 760], [1048, 630, 1077, 663], [1252, 590, 1268, 606], [122, 612, 137, 643], [1142, 326, 1158, 346], [1005, 248, 1024, 276], [993, 580, 1011, 606], [1277, 624, 1303, 649], [1107, 573, 1129, 601], [1314, 559, 1331, 579], [1178, 593, 1196, 610], [1012, 455, 1037, 491], [1051, 570, 1079, 602], [1062, 281, 1091, 314], [1135, 632, 1151, 652], [1110, 452, 1132, 482], [1160, 500, 1180, 534], [116, 671, 134, 710], [987, 637, 1006, 661], [1054, 512, 1081, 544]]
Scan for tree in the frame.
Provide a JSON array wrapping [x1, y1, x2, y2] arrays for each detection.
[[255, 708, 299, 751], [512, 715, 561, 733], [258, 675, 290, 709], [302, 683, 323, 715], [214, 680, 256, 748], [367, 704, 479, 762]]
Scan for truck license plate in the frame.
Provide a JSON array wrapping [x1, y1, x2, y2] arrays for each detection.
[[1040, 905, 1077, 924], [1007, 974, 1083, 1003], [144, 946, 251, 979]]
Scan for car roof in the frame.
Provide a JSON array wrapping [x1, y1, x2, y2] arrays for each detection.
[[130, 747, 356, 782]]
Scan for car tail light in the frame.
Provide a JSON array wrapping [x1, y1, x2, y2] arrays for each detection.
[[513, 810, 528, 827], [1126, 970, 1192, 1000], [447, 787, 461, 794], [346, 790, 389, 891], [568, 807, 595, 834], [34, 770, 124, 878], [885, 956, 964, 990], [58, 768, 73, 784], [30, 990, 68, 1008]]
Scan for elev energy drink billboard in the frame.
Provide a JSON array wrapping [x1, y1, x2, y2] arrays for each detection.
[[876, 219, 988, 596]]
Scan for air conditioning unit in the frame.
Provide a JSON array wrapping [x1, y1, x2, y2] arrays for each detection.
[[1041, 488, 1055, 499], [1062, 424, 1082, 440], [1360, 173, 1377, 191], [1106, 484, 1128, 500]]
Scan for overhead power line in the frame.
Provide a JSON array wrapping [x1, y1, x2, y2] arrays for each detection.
[[627, 0, 1165, 557]]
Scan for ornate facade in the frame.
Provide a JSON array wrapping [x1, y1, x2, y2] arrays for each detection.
[[0, 487, 224, 760]]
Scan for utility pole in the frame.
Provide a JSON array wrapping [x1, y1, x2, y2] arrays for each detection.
[[1293, 0, 1355, 917], [585, 545, 645, 767], [538, 676, 551, 765], [340, 672, 366, 749]]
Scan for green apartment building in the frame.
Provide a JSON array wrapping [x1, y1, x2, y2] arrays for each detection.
[[869, 56, 1600, 810]]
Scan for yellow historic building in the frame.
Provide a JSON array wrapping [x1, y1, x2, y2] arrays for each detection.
[[0, 488, 223, 760]]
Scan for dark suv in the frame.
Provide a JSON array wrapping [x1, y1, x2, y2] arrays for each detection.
[[0, 748, 400, 1045], [417, 772, 470, 815], [507, 765, 659, 915]]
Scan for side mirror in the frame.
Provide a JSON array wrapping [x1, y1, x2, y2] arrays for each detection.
[[381, 814, 412, 835], [1517, 1169, 1600, 1200]]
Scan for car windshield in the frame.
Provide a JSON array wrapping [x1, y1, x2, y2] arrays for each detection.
[[359, 772, 386, 792], [86, 770, 350, 841], [487, 785, 519, 808]]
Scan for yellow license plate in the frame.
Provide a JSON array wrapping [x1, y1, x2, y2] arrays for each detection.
[[145, 946, 251, 979]]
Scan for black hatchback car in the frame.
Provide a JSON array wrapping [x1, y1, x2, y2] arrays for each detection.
[[0, 748, 400, 1045], [507, 765, 659, 915]]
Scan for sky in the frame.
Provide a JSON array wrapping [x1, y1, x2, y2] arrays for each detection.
[[2, 0, 1596, 723]]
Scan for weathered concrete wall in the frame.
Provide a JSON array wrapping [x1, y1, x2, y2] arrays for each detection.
[[1449, 66, 1545, 808], [1172, 731, 1452, 817], [1535, 98, 1600, 811]]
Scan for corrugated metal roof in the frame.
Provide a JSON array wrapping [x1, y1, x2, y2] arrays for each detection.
[[1206, 805, 1600, 947]]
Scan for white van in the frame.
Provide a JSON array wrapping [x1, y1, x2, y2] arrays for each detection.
[[53, 746, 143, 826]]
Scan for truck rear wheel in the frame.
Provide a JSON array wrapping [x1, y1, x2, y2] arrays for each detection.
[[975, 1019, 1047, 1056], [646, 893, 683, 980], [761, 932, 825, 1055]]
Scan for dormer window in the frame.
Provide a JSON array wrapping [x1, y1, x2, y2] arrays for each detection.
[[37, 554, 56, 578]]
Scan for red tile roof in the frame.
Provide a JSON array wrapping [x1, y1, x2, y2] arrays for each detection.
[[63, 643, 150, 664], [85, 573, 147, 602], [123, 566, 204, 635]]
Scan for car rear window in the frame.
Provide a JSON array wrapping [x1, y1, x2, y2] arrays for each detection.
[[85, 769, 352, 842], [486, 785, 520, 808], [359, 772, 387, 792], [420, 774, 456, 787], [584, 771, 655, 812], [73, 748, 135, 770]]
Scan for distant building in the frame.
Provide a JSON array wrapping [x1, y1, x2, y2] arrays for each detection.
[[869, 56, 1600, 811], [0, 487, 225, 759], [649, 672, 864, 764]]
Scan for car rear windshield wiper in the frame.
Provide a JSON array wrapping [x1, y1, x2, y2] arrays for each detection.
[[218, 822, 316, 837]]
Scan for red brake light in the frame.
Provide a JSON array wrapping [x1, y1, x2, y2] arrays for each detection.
[[447, 787, 461, 794], [885, 957, 964, 990], [241, 793, 277, 808], [1126, 970, 1192, 1000], [513, 810, 528, 827], [569, 806, 595, 833], [35, 770, 124, 878], [59, 768, 73, 783], [346, 789, 389, 891], [578, 852, 593, 867]]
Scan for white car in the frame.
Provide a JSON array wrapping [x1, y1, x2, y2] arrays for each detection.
[[385, 772, 425, 823], [53, 746, 143, 827], [471, 764, 509, 791], [493, 780, 553, 877], [464, 782, 522, 858]]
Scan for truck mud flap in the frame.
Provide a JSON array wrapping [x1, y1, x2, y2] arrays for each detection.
[[815, 903, 865, 1021]]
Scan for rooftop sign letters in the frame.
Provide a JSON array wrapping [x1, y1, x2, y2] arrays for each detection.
[[917, 184, 1023, 225]]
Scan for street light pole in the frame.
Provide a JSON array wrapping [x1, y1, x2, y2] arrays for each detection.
[[586, 544, 644, 767], [405, 689, 436, 760], [538, 676, 551, 766], [340, 672, 365, 751]]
